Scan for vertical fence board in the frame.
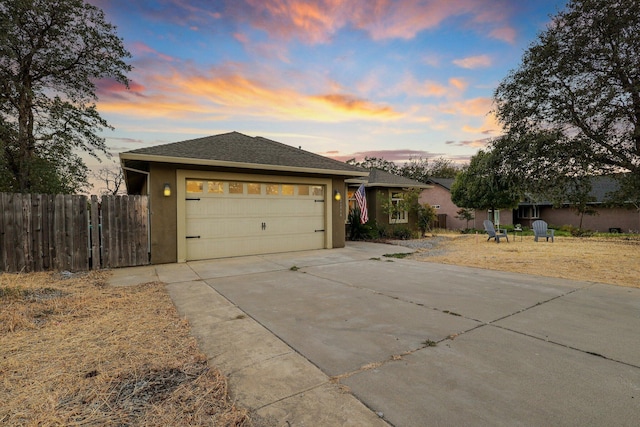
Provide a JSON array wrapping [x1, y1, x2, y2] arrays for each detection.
[[90, 195, 100, 270]]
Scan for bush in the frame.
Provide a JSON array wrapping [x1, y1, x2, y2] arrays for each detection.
[[390, 226, 413, 240], [347, 209, 372, 240]]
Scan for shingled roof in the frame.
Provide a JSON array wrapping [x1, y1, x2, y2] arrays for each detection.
[[120, 131, 367, 177]]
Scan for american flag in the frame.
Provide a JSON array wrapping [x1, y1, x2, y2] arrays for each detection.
[[355, 184, 368, 224]]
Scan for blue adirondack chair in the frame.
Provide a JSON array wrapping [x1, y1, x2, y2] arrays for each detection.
[[532, 220, 554, 242], [483, 220, 509, 243]]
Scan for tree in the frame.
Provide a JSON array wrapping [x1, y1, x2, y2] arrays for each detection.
[[0, 0, 131, 193], [455, 208, 475, 229], [346, 157, 399, 174], [450, 150, 521, 224], [494, 0, 640, 180], [425, 157, 459, 179], [92, 163, 125, 195]]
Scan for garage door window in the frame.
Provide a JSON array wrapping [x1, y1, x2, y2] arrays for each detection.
[[311, 186, 324, 197], [282, 184, 294, 196], [266, 184, 279, 195], [247, 183, 261, 195], [298, 185, 309, 196], [208, 181, 223, 194], [229, 182, 243, 194], [186, 180, 203, 193]]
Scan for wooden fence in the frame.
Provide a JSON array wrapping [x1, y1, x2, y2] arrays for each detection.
[[0, 193, 149, 273]]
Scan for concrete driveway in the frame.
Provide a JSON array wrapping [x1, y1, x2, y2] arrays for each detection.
[[110, 242, 640, 426]]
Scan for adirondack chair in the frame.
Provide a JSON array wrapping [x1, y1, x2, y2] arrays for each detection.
[[532, 220, 554, 242], [483, 220, 509, 243]]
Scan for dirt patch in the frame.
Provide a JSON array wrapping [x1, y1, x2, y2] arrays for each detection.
[[400, 234, 640, 288], [0, 271, 250, 426]]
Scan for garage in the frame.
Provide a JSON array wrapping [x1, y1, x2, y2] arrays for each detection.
[[183, 178, 327, 260], [120, 131, 367, 264]]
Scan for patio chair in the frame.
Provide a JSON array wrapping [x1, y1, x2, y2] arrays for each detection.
[[483, 220, 509, 243], [532, 220, 554, 242]]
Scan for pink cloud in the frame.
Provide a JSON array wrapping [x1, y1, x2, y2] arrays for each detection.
[[489, 26, 517, 44], [230, 0, 518, 44], [445, 137, 492, 148], [130, 42, 178, 63], [452, 55, 492, 69]]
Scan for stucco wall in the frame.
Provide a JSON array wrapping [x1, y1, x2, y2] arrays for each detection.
[[331, 178, 346, 248], [149, 163, 178, 264], [419, 185, 474, 230]]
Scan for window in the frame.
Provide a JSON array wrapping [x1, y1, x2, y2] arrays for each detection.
[[282, 184, 294, 196], [186, 180, 203, 193], [229, 182, 243, 194], [310, 185, 324, 197], [208, 181, 223, 194], [389, 191, 408, 224], [247, 183, 261, 195], [266, 184, 279, 195], [347, 189, 356, 214], [518, 205, 539, 219], [298, 185, 309, 196]]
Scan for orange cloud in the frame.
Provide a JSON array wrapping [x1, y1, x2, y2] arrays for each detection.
[[98, 67, 401, 122], [398, 76, 467, 99], [443, 97, 492, 116], [452, 55, 492, 69], [312, 94, 400, 117]]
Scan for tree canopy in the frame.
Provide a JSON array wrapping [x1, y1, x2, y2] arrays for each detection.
[[450, 150, 521, 215], [493, 0, 640, 181], [346, 156, 459, 183], [0, 0, 131, 193]]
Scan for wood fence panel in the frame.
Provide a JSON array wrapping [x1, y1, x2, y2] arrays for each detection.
[[100, 195, 149, 269], [0, 193, 149, 273]]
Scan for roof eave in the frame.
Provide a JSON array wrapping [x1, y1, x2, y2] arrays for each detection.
[[119, 152, 369, 178]]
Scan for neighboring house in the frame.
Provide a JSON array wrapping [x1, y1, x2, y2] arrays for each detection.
[[346, 168, 431, 229], [419, 178, 514, 229], [419, 178, 468, 230], [422, 175, 638, 232], [119, 131, 367, 263], [517, 176, 639, 232]]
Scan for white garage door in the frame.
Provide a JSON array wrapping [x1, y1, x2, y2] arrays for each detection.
[[184, 179, 326, 260]]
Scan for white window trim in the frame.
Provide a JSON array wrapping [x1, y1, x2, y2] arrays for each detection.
[[389, 191, 408, 224]]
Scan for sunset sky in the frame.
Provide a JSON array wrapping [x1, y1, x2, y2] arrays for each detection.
[[89, 0, 567, 172]]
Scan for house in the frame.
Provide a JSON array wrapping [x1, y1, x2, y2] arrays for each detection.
[[422, 175, 638, 232], [419, 178, 513, 230], [517, 176, 639, 232], [419, 178, 466, 230], [346, 168, 431, 230], [119, 132, 367, 263]]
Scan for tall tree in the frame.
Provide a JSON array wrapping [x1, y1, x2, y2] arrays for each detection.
[[0, 0, 131, 193], [494, 0, 640, 180], [450, 150, 521, 222]]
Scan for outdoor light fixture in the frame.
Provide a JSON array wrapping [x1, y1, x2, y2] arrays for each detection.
[[163, 183, 171, 197], [334, 190, 341, 201]]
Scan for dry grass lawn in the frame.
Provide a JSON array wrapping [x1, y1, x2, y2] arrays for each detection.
[[1, 235, 638, 426], [408, 233, 640, 288], [0, 271, 250, 426]]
